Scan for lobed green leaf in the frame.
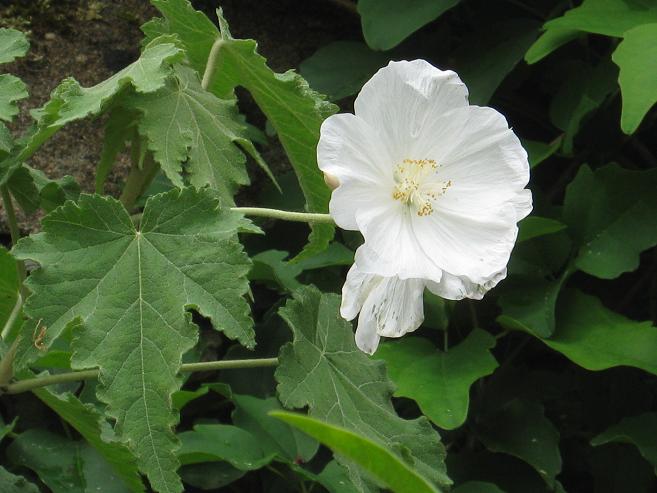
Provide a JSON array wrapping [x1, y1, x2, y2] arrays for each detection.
[[13, 188, 253, 493], [275, 286, 450, 491], [272, 411, 442, 493], [375, 330, 498, 430]]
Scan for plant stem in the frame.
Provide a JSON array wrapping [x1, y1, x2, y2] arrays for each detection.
[[0, 293, 22, 340], [1, 185, 20, 246], [1, 185, 27, 298], [202, 39, 224, 90], [231, 207, 334, 224], [1, 357, 279, 395], [119, 153, 159, 211]]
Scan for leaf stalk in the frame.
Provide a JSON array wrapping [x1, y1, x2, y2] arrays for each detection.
[[1, 357, 279, 395], [231, 207, 334, 224], [201, 39, 224, 91]]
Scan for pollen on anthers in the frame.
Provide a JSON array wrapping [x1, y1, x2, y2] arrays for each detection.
[[392, 158, 451, 216]]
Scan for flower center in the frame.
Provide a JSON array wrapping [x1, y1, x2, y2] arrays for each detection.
[[392, 159, 451, 216]]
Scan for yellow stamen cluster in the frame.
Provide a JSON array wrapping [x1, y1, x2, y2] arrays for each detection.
[[392, 158, 451, 217]]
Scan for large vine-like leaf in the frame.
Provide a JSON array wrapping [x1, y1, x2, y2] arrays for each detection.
[[146, 0, 338, 259], [275, 286, 450, 491], [0, 37, 183, 185], [129, 65, 263, 203], [13, 188, 253, 493], [563, 164, 657, 279]]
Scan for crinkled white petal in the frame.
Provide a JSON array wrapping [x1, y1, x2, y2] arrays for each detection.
[[353, 211, 445, 282], [430, 106, 530, 203], [427, 268, 507, 301], [317, 113, 394, 230], [411, 202, 520, 282], [340, 264, 381, 321], [341, 264, 426, 354], [354, 60, 469, 161]]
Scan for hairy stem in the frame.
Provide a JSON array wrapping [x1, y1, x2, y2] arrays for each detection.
[[0, 293, 22, 340], [202, 39, 224, 91], [1, 185, 27, 299], [1, 357, 279, 395], [119, 153, 159, 211], [231, 207, 334, 224]]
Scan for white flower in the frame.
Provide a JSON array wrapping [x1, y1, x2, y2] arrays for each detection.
[[317, 59, 531, 353]]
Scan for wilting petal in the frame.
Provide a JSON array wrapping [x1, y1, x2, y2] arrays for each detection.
[[427, 269, 507, 301], [340, 264, 381, 321]]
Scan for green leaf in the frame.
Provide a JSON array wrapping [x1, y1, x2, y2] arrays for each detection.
[[7, 165, 80, 214], [525, 27, 580, 64], [0, 37, 183, 186], [29, 387, 144, 492], [612, 23, 657, 134], [452, 482, 506, 493], [0, 74, 28, 123], [454, 19, 539, 105], [13, 188, 253, 493], [250, 244, 353, 293], [497, 275, 567, 338], [517, 216, 566, 243], [542, 290, 657, 375], [592, 413, 657, 474], [590, 443, 657, 493], [300, 42, 388, 100], [129, 65, 261, 203], [7, 429, 132, 493], [522, 137, 562, 168], [275, 286, 450, 490], [97, 106, 138, 193], [477, 399, 562, 488], [179, 463, 244, 490], [231, 393, 319, 463], [272, 411, 442, 493], [563, 164, 657, 279], [549, 60, 617, 153], [358, 0, 461, 51], [0, 28, 29, 64], [526, 0, 657, 63], [0, 416, 16, 444], [147, 1, 337, 258], [177, 424, 276, 470], [0, 466, 40, 493], [375, 330, 498, 430], [0, 246, 18, 329]]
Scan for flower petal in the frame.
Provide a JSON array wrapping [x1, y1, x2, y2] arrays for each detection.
[[361, 275, 425, 338], [340, 264, 380, 321], [427, 268, 507, 301], [354, 60, 469, 162], [318, 113, 392, 182], [354, 209, 444, 282], [431, 106, 530, 202], [355, 308, 381, 355], [412, 201, 520, 282]]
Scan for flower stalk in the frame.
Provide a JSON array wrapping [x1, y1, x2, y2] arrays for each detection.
[[1, 357, 279, 395], [202, 39, 224, 90], [231, 207, 334, 224]]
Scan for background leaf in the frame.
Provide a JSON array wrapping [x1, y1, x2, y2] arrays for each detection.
[[375, 330, 498, 430], [0, 28, 29, 64], [563, 164, 657, 279], [358, 0, 460, 51], [129, 65, 262, 203], [13, 188, 253, 493], [612, 23, 657, 134], [275, 286, 450, 490], [476, 399, 562, 488], [7, 429, 132, 493], [300, 41, 388, 101], [272, 411, 442, 493], [542, 290, 657, 375], [591, 413, 657, 474]]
